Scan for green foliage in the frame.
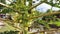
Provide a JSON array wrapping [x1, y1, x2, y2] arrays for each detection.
[[0, 31, 19, 34], [0, 0, 60, 34]]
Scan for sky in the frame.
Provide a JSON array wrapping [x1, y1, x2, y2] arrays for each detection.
[[32, 0, 60, 13], [36, 3, 60, 13]]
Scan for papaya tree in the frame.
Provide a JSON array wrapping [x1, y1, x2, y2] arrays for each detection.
[[0, 0, 60, 34]]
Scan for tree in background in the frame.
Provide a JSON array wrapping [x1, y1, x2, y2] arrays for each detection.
[[0, 0, 60, 34]]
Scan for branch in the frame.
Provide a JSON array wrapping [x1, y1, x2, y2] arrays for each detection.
[[0, 2, 20, 13], [0, 18, 21, 31], [31, 29, 59, 34], [28, 1, 44, 12], [27, 11, 60, 20]]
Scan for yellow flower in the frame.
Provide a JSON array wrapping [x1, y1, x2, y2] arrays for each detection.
[[19, 20, 22, 23]]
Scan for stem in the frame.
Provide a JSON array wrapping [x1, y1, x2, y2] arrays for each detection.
[[23, 27, 28, 34], [0, 2, 20, 13], [27, 11, 60, 20], [28, 0, 32, 13]]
